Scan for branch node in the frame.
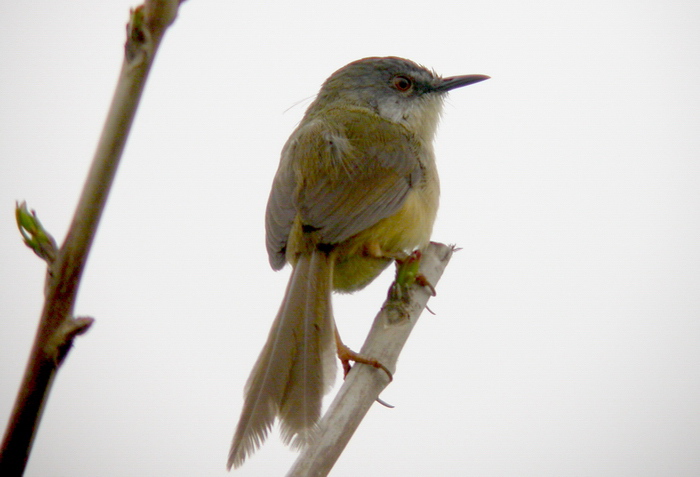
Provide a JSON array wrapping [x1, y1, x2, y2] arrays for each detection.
[[382, 302, 410, 325], [125, 1, 180, 64], [125, 6, 151, 64]]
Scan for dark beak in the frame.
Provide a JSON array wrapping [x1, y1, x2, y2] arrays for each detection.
[[434, 74, 490, 93]]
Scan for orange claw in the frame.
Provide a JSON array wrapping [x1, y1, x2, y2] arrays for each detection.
[[335, 329, 392, 381], [415, 273, 436, 296]]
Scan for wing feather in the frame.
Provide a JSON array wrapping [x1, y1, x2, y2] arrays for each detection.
[[265, 108, 422, 267]]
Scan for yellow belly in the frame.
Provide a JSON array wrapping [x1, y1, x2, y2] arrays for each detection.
[[332, 181, 439, 292]]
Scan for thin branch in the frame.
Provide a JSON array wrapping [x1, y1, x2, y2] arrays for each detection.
[[286, 242, 455, 477], [0, 2, 180, 473]]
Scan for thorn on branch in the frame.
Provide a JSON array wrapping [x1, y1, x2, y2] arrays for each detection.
[[52, 316, 95, 365]]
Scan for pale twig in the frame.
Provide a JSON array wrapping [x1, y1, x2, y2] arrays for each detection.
[[286, 242, 454, 477], [0, 2, 181, 473]]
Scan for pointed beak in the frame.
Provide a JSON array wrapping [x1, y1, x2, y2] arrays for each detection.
[[434, 74, 490, 93]]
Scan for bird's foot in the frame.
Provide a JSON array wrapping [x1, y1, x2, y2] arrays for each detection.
[[389, 250, 436, 302], [336, 340, 392, 382]]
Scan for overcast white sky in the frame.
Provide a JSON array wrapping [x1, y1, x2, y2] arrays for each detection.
[[1, 1, 699, 476]]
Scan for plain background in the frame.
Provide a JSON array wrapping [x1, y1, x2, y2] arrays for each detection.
[[1, 1, 699, 475]]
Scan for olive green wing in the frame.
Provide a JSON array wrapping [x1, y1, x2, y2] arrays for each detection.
[[265, 109, 422, 269]]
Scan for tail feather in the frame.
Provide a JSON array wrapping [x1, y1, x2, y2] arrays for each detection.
[[228, 250, 336, 469]]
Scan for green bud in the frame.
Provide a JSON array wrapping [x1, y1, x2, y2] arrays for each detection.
[[15, 201, 58, 263]]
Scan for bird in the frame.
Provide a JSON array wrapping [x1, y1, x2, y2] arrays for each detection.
[[228, 56, 488, 470]]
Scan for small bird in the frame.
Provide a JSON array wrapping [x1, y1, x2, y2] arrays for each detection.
[[228, 57, 488, 469]]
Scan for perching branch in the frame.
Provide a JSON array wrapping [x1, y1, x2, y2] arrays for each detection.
[[286, 242, 454, 477], [0, 2, 181, 473]]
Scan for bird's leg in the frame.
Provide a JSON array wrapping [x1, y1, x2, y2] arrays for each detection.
[[363, 242, 436, 301], [334, 328, 392, 381]]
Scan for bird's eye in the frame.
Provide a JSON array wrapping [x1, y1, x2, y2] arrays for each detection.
[[391, 75, 413, 92]]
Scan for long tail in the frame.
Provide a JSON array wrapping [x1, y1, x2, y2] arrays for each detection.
[[228, 250, 337, 469]]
